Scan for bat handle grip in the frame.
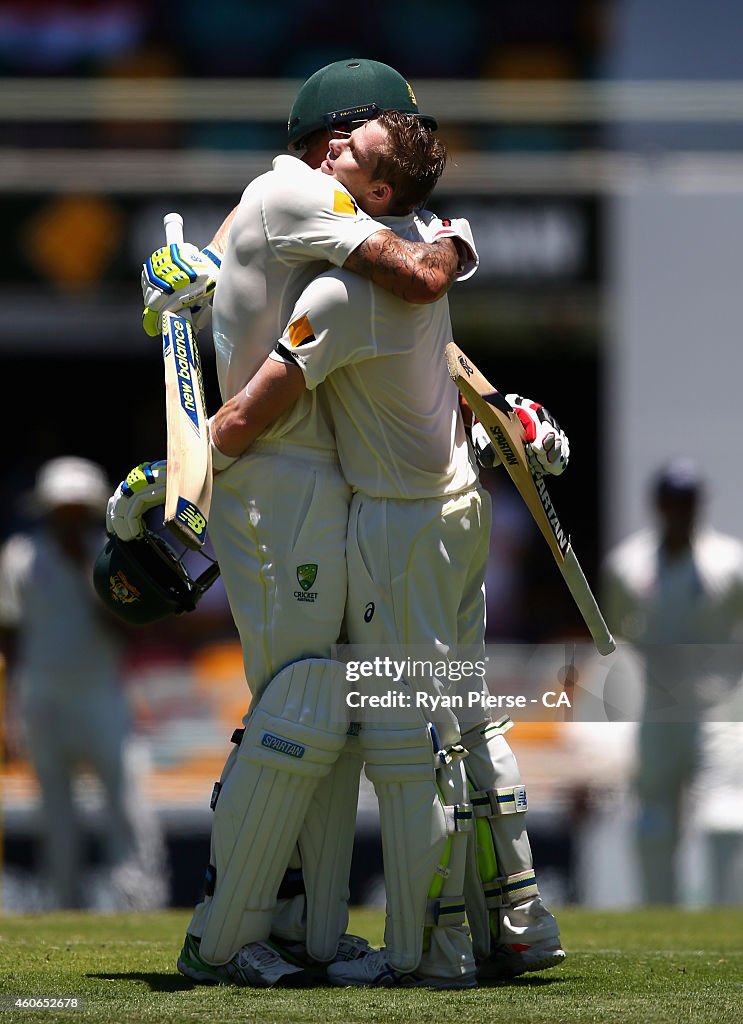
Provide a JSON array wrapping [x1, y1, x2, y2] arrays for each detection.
[[164, 211, 184, 247]]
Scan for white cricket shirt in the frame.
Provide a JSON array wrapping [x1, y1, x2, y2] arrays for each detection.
[[269, 212, 479, 499]]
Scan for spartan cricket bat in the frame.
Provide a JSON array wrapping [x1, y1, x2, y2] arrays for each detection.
[[161, 212, 212, 550], [446, 341, 615, 656]]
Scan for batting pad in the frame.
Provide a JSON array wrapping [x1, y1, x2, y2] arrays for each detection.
[[461, 721, 541, 957], [298, 735, 364, 961], [361, 725, 474, 975], [198, 659, 350, 965]]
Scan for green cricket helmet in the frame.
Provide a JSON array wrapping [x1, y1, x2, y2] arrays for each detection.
[[287, 57, 437, 150], [93, 510, 220, 625]]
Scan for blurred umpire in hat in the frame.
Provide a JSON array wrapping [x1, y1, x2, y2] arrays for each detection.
[[0, 457, 167, 910], [602, 458, 743, 905]]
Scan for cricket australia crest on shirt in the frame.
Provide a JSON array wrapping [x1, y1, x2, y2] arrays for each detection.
[[294, 562, 318, 602]]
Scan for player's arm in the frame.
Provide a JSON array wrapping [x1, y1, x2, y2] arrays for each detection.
[[209, 358, 306, 463], [344, 211, 479, 302], [343, 231, 461, 304], [210, 206, 238, 255]]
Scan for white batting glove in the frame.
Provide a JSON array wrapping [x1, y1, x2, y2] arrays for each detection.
[[142, 243, 221, 337], [414, 211, 479, 280], [106, 461, 167, 542], [470, 419, 502, 470], [506, 394, 570, 476]]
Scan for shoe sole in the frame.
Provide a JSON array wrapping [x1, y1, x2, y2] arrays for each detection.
[[478, 949, 566, 981]]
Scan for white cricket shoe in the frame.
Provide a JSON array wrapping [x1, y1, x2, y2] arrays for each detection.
[[177, 934, 317, 987], [477, 939, 566, 980], [327, 949, 477, 989]]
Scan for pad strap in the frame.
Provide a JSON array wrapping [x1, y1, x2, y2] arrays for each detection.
[[471, 784, 528, 817], [442, 801, 474, 833], [436, 742, 469, 767], [484, 869, 540, 908], [424, 895, 467, 928]]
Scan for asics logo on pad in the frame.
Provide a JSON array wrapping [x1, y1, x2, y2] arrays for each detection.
[[261, 732, 305, 759]]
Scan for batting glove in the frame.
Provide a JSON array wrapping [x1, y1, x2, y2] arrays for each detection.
[[506, 394, 570, 476], [469, 418, 502, 470], [106, 461, 167, 542], [142, 243, 221, 337], [414, 211, 479, 280]]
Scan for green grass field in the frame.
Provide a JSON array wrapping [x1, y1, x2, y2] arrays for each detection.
[[0, 907, 741, 1024]]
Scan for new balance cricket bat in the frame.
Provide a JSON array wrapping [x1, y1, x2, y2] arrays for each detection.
[[161, 212, 212, 549], [446, 342, 615, 656]]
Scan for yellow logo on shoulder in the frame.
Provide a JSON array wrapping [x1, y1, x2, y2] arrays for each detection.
[[288, 313, 315, 348], [333, 190, 357, 215]]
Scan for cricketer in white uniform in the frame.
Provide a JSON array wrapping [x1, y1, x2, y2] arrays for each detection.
[[0, 458, 167, 911], [109, 61, 477, 988], [265, 243, 564, 986], [602, 458, 743, 904]]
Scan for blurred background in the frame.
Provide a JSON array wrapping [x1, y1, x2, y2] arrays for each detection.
[[2, 0, 743, 914]]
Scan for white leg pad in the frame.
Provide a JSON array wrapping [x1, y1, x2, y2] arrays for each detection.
[[417, 758, 476, 980], [361, 725, 474, 976], [461, 720, 558, 956], [198, 659, 350, 965], [298, 734, 363, 961]]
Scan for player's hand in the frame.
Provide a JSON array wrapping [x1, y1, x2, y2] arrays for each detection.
[[506, 394, 570, 476], [470, 419, 502, 470], [142, 243, 221, 337], [106, 461, 167, 542], [415, 211, 479, 279]]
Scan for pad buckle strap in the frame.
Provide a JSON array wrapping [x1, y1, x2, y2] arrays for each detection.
[[483, 878, 508, 909], [443, 801, 474, 834], [437, 742, 468, 767], [485, 870, 540, 908], [471, 785, 527, 817], [424, 895, 467, 928]]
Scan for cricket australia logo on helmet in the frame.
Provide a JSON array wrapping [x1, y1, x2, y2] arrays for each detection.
[[110, 569, 141, 605], [294, 563, 318, 602]]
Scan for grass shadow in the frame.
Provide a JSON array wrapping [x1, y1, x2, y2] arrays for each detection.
[[87, 972, 195, 992]]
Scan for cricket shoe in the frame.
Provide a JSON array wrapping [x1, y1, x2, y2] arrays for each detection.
[[327, 949, 477, 989], [176, 933, 319, 987], [477, 939, 566, 981], [270, 932, 374, 968]]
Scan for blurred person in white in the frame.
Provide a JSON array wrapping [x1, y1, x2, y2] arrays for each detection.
[[0, 457, 168, 910], [602, 458, 743, 904]]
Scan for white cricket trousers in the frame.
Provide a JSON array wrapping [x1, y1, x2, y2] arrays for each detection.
[[208, 445, 352, 703], [344, 484, 492, 745]]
